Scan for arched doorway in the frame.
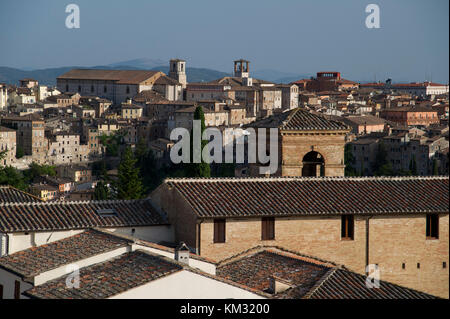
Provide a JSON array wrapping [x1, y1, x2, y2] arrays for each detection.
[[302, 151, 325, 176]]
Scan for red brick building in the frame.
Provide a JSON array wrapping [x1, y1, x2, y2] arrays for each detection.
[[380, 106, 439, 126]]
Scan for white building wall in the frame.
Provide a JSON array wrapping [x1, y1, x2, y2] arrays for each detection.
[[110, 270, 264, 299], [0, 268, 33, 299]]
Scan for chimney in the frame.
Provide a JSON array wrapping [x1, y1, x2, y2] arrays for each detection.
[[175, 242, 190, 265], [269, 276, 294, 294]]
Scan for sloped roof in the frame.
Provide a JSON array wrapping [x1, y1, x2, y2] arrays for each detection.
[[0, 186, 42, 203], [164, 176, 449, 218], [23, 250, 182, 299], [0, 199, 169, 233], [57, 69, 162, 85], [217, 246, 438, 299], [0, 229, 131, 279], [247, 108, 349, 131]]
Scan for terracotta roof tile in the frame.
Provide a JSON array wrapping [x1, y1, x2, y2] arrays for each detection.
[[23, 250, 182, 299], [0, 199, 169, 233], [0, 186, 42, 203], [165, 176, 449, 218], [0, 229, 131, 279]]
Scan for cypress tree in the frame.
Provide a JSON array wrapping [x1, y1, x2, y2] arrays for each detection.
[[186, 106, 211, 177], [116, 146, 143, 199]]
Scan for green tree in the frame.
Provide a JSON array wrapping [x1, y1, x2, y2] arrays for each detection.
[[16, 146, 24, 159], [186, 106, 211, 177], [23, 163, 56, 182], [116, 146, 143, 199], [0, 166, 28, 190], [94, 181, 110, 200]]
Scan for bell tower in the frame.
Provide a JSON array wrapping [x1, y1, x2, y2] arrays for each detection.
[[169, 59, 187, 88], [234, 59, 250, 78]]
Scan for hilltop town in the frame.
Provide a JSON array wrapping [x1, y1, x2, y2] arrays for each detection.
[[0, 58, 448, 300]]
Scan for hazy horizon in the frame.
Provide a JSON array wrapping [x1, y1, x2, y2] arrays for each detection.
[[1, 0, 448, 83]]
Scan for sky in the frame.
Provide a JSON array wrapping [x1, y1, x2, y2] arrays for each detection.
[[0, 0, 448, 83]]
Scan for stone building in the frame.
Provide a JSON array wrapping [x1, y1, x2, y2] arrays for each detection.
[[0, 114, 47, 164], [0, 126, 16, 167], [168, 59, 187, 89], [247, 108, 350, 177], [381, 106, 440, 127], [0, 83, 8, 110], [57, 69, 164, 104], [46, 132, 90, 165], [276, 84, 299, 110], [150, 176, 449, 298]]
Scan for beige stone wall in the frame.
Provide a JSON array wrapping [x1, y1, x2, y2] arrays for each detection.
[[281, 131, 347, 176], [368, 214, 449, 298], [150, 185, 198, 250], [200, 216, 366, 271], [197, 214, 448, 298]]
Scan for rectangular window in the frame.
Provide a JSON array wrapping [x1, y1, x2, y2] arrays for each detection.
[[14, 280, 20, 299], [341, 215, 354, 240], [261, 217, 275, 240], [0, 284, 3, 299], [426, 214, 439, 239], [213, 219, 226, 243]]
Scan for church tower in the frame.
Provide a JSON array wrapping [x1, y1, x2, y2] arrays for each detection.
[[169, 59, 187, 88]]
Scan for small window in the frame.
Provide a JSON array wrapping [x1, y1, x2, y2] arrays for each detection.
[[443, 262, 447, 269], [341, 215, 354, 240], [426, 214, 439, 239], [0, 284, 3, 299], [104, 86, 107, 93], [417, 263, 420, 269], [91, 86, 94, 93], [214, 219, 226, 243], [261, 217, 275, 240], [402, 263, 405, 269], [14, 280, 20, 299]]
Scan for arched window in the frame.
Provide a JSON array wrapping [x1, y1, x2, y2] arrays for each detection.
[[302, 151, 325, 177]]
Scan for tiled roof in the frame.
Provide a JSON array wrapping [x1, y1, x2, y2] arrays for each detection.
[[0, 186, 42, 203], [23, 250, 183, 299], [164, 176, 449, 218], [154, 75, 180, 86], [247, 108, 349, 131], [303, 268, 437, 299], [281, 108, 349, 130], [217, 246, 437, 299], [217, 248, 331, 295], [57, 69, 162, 85], [0, 199, 169, 233], [0, 229, 131, 279]]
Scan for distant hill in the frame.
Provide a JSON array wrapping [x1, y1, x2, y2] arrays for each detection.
[[0, 60, 312, 86], [0, 64, 231, 87]]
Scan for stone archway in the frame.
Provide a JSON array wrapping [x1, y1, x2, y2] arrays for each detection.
[[302, 151, 325, 176]]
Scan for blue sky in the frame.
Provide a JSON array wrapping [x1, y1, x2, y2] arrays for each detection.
[[0, 0, 448, 83]]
